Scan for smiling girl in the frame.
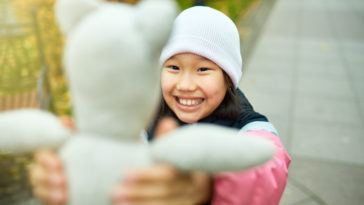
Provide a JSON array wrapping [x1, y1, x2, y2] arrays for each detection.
[[30, 6, 290, 205], [162, 53, 228, 123]]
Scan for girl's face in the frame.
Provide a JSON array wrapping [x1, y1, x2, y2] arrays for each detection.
[[161, 53, 228, 123]]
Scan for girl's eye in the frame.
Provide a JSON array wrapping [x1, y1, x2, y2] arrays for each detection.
[[197, 67, 209, 72], [167, 65, 180, 70]]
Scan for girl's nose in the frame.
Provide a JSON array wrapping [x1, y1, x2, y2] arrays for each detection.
[[176, 73, 196, 91]]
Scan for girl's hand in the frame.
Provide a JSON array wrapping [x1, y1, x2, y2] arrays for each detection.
[[29, 149, 68, 205], [29, 116, 73, 205], [112, 164, 212, 205], [112, 117, 212, 205], [58, 115, 76, 130]]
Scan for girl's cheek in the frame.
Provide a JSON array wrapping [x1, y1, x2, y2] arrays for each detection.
[[160, 83, 172, 102], [161, 73, 174, 92], [160, 77, 169, 92], [160, 70, 168, 86]]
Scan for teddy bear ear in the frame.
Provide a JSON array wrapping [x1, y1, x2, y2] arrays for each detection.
[[55, 0, 103, 35], [135, 0, 178, 52]]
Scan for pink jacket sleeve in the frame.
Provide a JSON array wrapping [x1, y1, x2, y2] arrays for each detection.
[[211, 130, 291, 205]]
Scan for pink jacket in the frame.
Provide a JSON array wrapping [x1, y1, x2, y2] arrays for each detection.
[[211, 130, 291, 205]]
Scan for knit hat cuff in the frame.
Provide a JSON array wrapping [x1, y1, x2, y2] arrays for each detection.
[[160, 36, 242, 88]]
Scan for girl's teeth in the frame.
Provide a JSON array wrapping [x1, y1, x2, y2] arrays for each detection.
[[178, 98, 201, 105]]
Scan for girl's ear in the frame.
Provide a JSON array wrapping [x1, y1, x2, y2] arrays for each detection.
[[136, 0, 178, 53], [55, 0, 104, 35]]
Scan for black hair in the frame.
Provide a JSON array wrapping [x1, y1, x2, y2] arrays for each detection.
[[212, 71, 241, 120]]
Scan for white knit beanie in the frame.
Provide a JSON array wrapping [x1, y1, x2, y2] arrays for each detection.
[[160, 6, 243, 88]]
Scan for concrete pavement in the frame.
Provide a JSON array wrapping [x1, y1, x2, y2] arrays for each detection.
[[239, 0, 364, 204]]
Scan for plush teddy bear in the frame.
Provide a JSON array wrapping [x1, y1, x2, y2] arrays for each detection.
[[0, 0, 275, 204]]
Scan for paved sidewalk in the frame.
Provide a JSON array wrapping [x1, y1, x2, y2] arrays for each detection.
[[239, 0, 364, 204]]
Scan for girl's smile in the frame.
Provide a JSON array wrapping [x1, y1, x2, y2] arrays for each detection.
[[175, 96, 204, 112], [176, 96, 204, 106], [161, 53, 227, 123]]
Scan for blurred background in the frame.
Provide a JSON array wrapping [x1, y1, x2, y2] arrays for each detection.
[[0, 0, 363, 204], [239, 0, 364, 204]]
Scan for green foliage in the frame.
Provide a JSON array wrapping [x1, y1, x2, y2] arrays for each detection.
[[0, 0, 70, 115], [176, 0, 194, 10]]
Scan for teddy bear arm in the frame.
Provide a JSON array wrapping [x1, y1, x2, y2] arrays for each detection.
[[150, 124, 275, 173], [0, 109, 71, 154]]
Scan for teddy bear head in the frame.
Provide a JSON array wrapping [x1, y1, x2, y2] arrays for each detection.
[[55, 0, 177, 141]]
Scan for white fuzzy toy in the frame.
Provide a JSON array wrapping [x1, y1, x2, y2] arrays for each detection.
[[0, 0, 275, 204]]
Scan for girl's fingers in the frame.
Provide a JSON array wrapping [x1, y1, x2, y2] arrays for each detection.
[[112, 183, 193, 205], [30, 163, 66, 187], [59, 115, 75, 130], [32, 185, 49, 202], [48, 189, 68, 205], [34, 186, 67, 205], [112, 164, 195, 204], [112, 180, 175, 201], [29, 163, 47, 187], [154, 117, 178, 138], [31, 169, 67, 205], [31, 149, 68, 204], [113, 198, 186, 205], [32, 150, 67, 187], [31, 171, 67, 205], [123, 164, 180, 184], [34, 149, 63, 171]]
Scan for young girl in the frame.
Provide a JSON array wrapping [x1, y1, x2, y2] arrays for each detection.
[[30, 6, 290, 205]]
